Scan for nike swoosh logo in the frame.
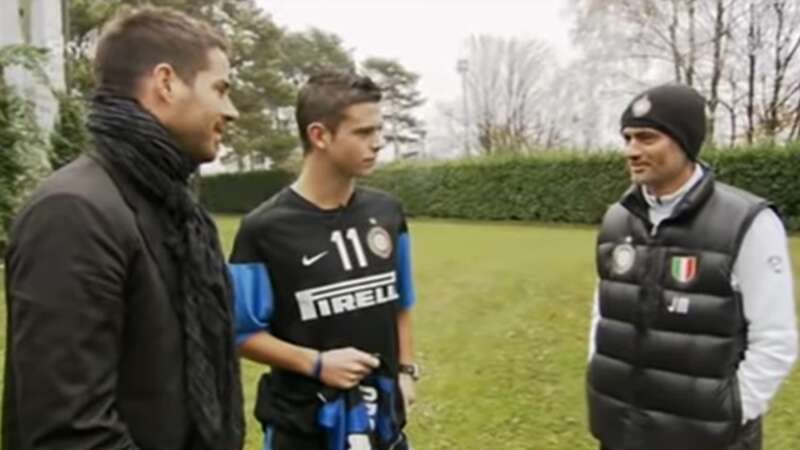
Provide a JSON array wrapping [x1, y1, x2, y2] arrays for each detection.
[[302, 251, 329, 266]]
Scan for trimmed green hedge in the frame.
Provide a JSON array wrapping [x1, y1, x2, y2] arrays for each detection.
[[366, 152, 627, 224], [200, 169, 294, 214], [199, 145, 800, 230], [705, 145, 800, 231]]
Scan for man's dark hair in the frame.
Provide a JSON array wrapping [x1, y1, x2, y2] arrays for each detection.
[[94, 6, 229, 96], [295, 72, 382, 152]]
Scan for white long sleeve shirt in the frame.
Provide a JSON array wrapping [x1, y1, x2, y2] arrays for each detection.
[[589, 165, 798, 422]]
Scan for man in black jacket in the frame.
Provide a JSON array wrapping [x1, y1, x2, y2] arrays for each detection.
[[586, 83, 797, 450], [3, 6, 244, 450]]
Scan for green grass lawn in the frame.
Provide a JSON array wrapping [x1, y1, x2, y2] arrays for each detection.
[[3, 218, 800, 449]]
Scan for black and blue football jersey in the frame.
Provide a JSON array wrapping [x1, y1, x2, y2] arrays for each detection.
[[228, 186, 415, 444]]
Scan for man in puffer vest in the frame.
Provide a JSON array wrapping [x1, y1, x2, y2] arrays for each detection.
[[586, 83, 798, 450]]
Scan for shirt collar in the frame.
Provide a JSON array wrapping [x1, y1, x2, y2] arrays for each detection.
[[642, 164, 704, 210]]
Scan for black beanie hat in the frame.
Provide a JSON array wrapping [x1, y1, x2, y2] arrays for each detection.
[[620, 83, 707, 160]]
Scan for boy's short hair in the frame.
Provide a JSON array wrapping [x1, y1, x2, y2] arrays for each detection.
[[295, 72, 382, 152]]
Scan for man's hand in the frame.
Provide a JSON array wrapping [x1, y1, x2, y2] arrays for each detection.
[[398, 372, 416, 413], [318, 347, 380, 389]]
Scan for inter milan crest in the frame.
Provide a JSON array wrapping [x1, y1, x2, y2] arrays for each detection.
[[612, 243, 636, 274], [632, 95, 652, 117], [671, 256, 698, 283], [367, 226, 392, 259]]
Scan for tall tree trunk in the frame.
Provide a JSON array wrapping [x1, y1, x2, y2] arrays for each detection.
[[767, 0, 787, 140], [790, 108, 799, 139], [707, 0, 727, 145], [726, 68, 739, 147], [62, 0, 71, 91], [686, 0, 697, 87], [669, 0, 684, 83], [746, 1, 759, 144], [790, 90, 800, 139]]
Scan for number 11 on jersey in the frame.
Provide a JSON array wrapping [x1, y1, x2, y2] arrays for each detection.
[[331, 228, 368, 271]]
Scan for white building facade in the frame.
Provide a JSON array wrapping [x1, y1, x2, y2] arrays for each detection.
[[1, 0, 66, 133]]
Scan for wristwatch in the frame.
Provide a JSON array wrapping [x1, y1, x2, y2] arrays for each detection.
[[399, 363, 420, 381]]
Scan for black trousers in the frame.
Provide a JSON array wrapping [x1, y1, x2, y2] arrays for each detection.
[[600, 418, 762, 450]]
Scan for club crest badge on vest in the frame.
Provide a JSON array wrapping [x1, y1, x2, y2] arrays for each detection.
[[367, 226, 392, 259], [612, 243, 636, 274], [671, 256, 698, 283]]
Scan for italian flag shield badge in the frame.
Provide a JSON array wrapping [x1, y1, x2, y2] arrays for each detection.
[[671, 256, 698, 283]]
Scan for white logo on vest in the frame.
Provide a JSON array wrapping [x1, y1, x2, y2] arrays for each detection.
[[667, 296, 691, 314], [612, 243, 636, 274]]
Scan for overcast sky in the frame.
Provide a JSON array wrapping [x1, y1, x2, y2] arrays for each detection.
[[256, 0, 577, 123]]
